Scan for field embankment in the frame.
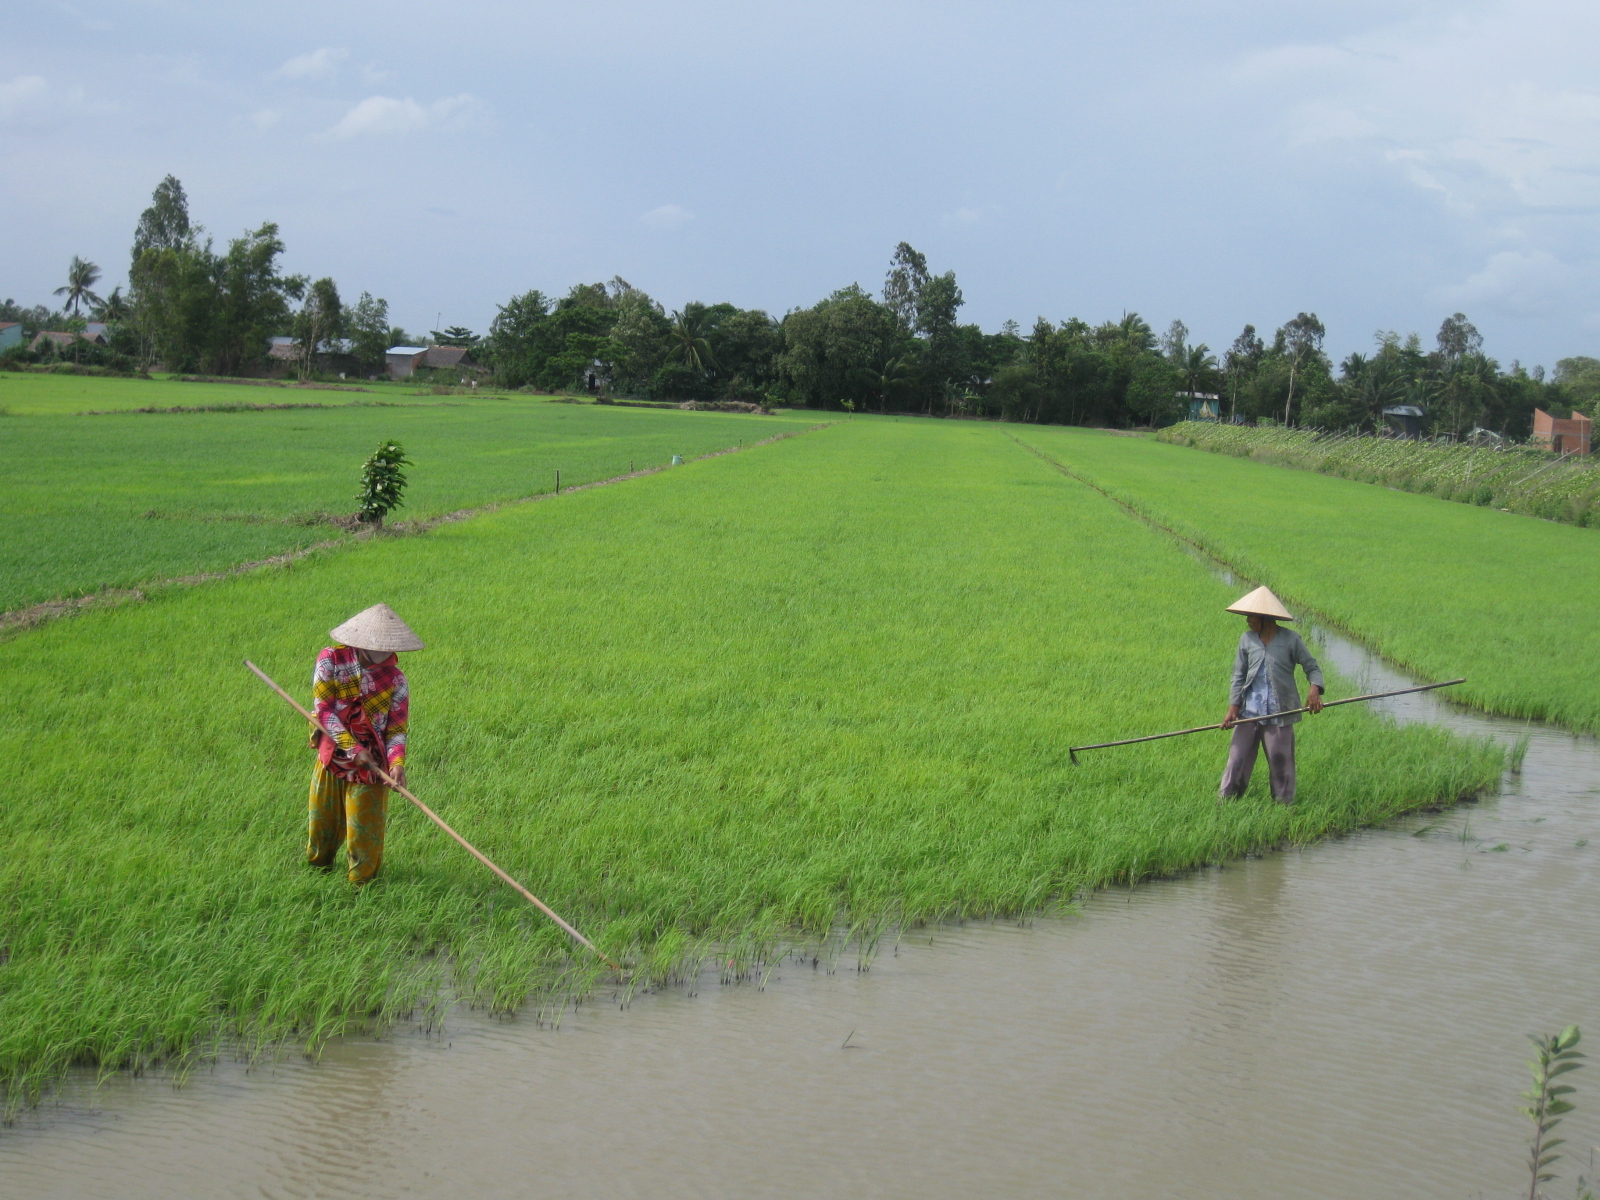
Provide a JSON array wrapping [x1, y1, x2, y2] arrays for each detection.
[[1016, 427, 1600, 731], [0, 374, 811, 614], [1158, 420, 1600, 527], [0, 418, 1500, 1104]]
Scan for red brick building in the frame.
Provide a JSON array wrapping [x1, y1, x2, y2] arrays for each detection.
[[1531, 408, 1592, 456]]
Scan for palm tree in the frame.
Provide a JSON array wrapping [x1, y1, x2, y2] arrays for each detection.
[[859, 355, 915, 413], [54, 256, 103, 316], [666, 306, 717, 373], [1181, 343, 1219, 396], [1117, 311, 1155, 352], [92, 286, 129, 323]]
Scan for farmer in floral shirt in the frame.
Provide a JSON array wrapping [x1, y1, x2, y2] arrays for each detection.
[[307, 603, 424, 883]]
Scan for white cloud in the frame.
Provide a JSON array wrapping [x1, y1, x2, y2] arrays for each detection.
[[1242, 4, 1600, 218], [0, 75, 47, 118], [940, 204, 1001, 229], [275, 47, 348, 80], [323, 93, 486, 139], [641, 204, 694, 229], [1433, 250, 1575, 318], [0, 74, 89, 128]]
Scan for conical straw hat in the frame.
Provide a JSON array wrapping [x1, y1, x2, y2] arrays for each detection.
[[1226, 586, 1295, 621], [329, 603, 426, 652]]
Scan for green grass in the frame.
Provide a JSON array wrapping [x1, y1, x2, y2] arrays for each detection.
[[0, 374, 812, 612], [1014, 426, 1600, 731], [0, 418, 1500, 1105], [1157, 420, 1600, 527]]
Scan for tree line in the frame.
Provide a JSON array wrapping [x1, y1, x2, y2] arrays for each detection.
[[6, 175, 1598, 436]]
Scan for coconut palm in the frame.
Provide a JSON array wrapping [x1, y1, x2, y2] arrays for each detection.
[[1180, 343, 1220, 395], [92, 286, 129, 323], [54, 256, 103, 316], [859, 355, 915, 413], [666, 305, 718, 373]]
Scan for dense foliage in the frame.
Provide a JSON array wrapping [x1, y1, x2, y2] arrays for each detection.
[[8, 179, 1598, 436]]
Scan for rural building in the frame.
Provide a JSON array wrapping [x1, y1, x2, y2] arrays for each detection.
[[1179, 392, 1220, 421], [0, 322, 21, 352], [385, 344, 484, 379], [423, 344, 481, 372], [1382, 405, 1426, 438], [267, 336, 298, 363], [1531, 408, 1591, 456], [30, 329, 109, 352], [385, 346, 429, 379]]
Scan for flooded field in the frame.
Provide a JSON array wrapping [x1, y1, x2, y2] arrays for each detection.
[[6, 630, 1597, 1199]]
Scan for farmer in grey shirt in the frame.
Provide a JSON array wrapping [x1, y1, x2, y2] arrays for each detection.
[[1220, 586, 1323, 804]]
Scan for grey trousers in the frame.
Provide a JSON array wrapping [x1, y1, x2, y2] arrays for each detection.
[[1219, 722, 1296, 803]]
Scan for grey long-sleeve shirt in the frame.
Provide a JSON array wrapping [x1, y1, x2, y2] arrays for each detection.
[[1228, 628, 1324, 726]]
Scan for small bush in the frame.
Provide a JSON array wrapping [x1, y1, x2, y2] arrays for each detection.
[[356, 440, 412, 526]]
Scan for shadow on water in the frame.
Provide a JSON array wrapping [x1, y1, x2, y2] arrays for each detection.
[[6, 622, 1599, 1199]]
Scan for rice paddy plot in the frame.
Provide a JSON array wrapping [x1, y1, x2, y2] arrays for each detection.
[[1015, 426, 1600, 732], [0, 374, 812, 612], [1158, 420, 1600, 527], [0, 417, 1500, 1104]]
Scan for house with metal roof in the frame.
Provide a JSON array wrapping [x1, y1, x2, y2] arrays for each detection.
[[0, 322, 21, 353], [385, 344, 484, 379], [385, 346, 429, 379]]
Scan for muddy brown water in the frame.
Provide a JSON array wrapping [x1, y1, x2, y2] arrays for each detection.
[[6, 630, 1599, 1199]]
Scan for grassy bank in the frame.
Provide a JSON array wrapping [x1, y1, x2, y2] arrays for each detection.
[[0, 374, 811, 613], [1016, 426, 1600, 731], [1158, 421, 1600, 527], [0, 418, 1500, 1105]]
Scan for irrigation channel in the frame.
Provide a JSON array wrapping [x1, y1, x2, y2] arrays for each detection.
[[5, 628, 1598, 1199]]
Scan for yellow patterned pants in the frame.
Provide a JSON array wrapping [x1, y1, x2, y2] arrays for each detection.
[[307, 762, 388, 884]]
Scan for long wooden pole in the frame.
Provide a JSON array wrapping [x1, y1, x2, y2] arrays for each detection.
[[245, 659, 618, 969], [1068, 678, 1466, 763]]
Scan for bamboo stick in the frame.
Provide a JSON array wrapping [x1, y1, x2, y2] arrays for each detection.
[[245, 659, 618, 969], [1068, 678, 1467, 763]]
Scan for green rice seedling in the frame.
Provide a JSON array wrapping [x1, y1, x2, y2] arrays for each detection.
[[1157, 422, 1600, 528], [1015, 427, 1600, 733], [0, 374, 815, 612], [0, 418, 1500, 1107]]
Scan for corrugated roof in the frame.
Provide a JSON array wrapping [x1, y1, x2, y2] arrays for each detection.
[[424, 345, 476, 367], [386, 346, 428, 355]]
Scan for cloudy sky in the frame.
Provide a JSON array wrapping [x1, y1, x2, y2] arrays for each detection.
[[3, 0, 1596, 367]]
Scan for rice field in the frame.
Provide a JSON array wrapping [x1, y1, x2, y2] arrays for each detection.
[[1016, 426, 1600, 731], [0, 415, 1501, 1107], [0, 374, 811, 613], [1158, 421, 1600, 527]]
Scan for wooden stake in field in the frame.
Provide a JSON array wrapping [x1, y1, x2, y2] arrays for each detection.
[[244, 660, 618, 969], [1068, 678, 1467, 764]]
